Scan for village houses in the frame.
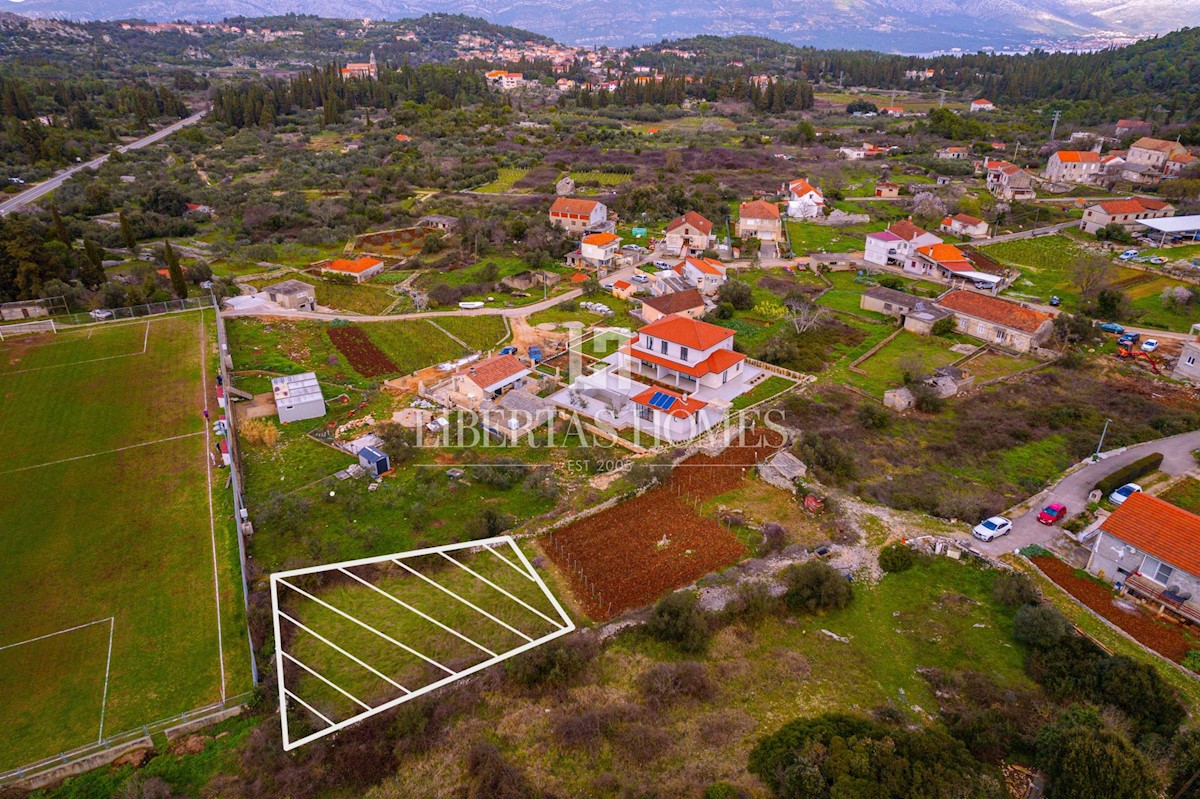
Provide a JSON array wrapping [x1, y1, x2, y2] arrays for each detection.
[[864, 219, 944, 274], [640, 288, 706, 323], [341, 53, 378, 80], [782, 178, 825, 218], [939, 213, 989, 239], [321, 256, 386, 283], [1043, 150, 1103, 184], [936, 289, 1053, 352], [663, 211, 715, 255], [736, 200, 782, 241], [674, 256, 728, 295]]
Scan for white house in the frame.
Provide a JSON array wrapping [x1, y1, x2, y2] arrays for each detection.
[[675, 256, 727, 295], [937, 146, 970, 160], [1044, 150, 1103, 184], [736, 200, 782, 241], [663, 211, 715, 255], [1079, 197, 1175, 235], [838, 142, 886, 160], [863, 220, 943, 273], [629, 386, 713, 442], [781, 178, 825, 218], [578, 232, 621, 271], [969, 99, 995, 112], [622, 314, 748, 398], [450, 354, 530, 404], [272, 373, 326, 423], [549, 197, 608, 234], [939, 213, 989, 239]]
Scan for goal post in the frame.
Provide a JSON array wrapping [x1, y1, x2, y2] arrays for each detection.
[[0, 319, 56, 340]]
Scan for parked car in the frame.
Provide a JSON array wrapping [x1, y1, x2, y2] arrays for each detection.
[[1049, 296, 1061, 307], [89, 309, 113, 320], [1099, 322, 1125, 334], [654, 260, 671, 269], [528, 346, 543, 363], [1109, 483, 1142, 505], [1118, 250, 1140, 260], [1117, 332, 1141, 347], [499, 346, 518, 356], [973, 516, 1012, 541], [1037, 503, 1068, 525], [458, 301, 484, 309], [1141, 339, 1159, 353], [631, 273, 650, 283]]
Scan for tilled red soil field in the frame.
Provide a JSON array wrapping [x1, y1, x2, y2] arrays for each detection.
[[1032, 556, 1195, 663], [327, 325, 398, 378], [543, 431, 781, 620]]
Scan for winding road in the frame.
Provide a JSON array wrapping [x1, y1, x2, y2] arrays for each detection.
[[0, 109, 209, 217]]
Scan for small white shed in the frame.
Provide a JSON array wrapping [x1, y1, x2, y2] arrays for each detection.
[[272, 372, 326, 424]]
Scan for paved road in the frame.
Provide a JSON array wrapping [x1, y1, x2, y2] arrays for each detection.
[[974, 429, 1200, 555], [221, 288, 584, 321], [0, 109, 208, 217], [973, 220, 1079, 245]]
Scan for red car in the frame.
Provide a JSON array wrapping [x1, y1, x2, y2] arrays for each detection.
[[1037, 502, 1067, 525]]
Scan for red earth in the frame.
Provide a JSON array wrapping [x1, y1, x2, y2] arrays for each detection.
[[327, 325, 398, 378]]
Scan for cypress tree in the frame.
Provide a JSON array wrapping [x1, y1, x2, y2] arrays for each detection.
[[163, 241, 187, 300], [80, 239, 106, 289], [118, 210, 136, 251]]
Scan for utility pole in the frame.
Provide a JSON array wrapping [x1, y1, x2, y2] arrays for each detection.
[[938, 89, 947, 108], [1050, 109, 1062, 140], [1093, 418, 1112, 461]]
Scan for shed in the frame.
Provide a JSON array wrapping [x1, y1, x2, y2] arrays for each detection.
[[358, 446, 391, 477], [271, 372, 326, 423], [263, 279, 317, 312]]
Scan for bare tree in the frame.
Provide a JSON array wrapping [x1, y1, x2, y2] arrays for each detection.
[[784, 296, 829, 333], [910, 192, 947, 220], [1070, 253, 1115, 298]]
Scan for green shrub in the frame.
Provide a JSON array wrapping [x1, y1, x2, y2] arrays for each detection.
[[703, 783, 745, 799], [782, 561, 852, 613], [1093, 452, 1162, 496], [878, 544, 916, 573], [646, 591, 712, 654], [993, 571, 1040, 606], [1013, 604, 1073, 650], [505, 634, 598, 690], [931, 316, 955, 336], [1184, 649, 1200, 672]]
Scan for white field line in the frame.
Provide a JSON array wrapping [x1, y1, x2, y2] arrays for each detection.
[[0, 322, 149, 375], [392, 559, 534, 642], [198, 310, 226, 703], [507, 539, 576, 631], [271, 573, 291, 748], [283, 688, 334, 727], [438, 552, 565, 630], [339, 568, 498, 658], [281, 652, 370, 711], [277, 579, 455, 676], [0, 432, 203, 476], [98, 618, 115, 742], [483, 544, 538, 583], [0, 617, 112, 652], [279, 611, 409, 693]]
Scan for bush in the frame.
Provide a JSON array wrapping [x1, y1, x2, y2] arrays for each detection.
[[1184, 649, 1200, 672], [637, 661, 716, 708], [856, 402, 891, 430], [704, 784, 746, 799], [759, 522, 788, 555], [724, 582, 779, 624], [505, 634, 598, 690], [718, 279, 754, 311], [911, 383, 946, 413], [878, 544, 916, 573], [1093, 453, 1163, 496], [465, 740, 540, 799], [1096, 656, 1186, 738], [1013, 604, 1073, 650], [1036, 707, 1159, 799], [931, 316, 955, 336], [239, 418, 280, 447], [646, 591, 712, 653], [993, 571, 1040, 606], [782, 561, 852, 613]]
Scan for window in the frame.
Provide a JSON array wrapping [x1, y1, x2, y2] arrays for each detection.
[[644, 336, 652, 349], [660, 340, 667, 355], [637, 405, 653, 421], [722, 370, 728, 384], [1188, 356, 1195, 366], [680, 347, 689, 362], [1143, 557, 1175, 586]]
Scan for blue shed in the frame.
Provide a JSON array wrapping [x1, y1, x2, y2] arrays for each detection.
[[358, 446, 390, 478]]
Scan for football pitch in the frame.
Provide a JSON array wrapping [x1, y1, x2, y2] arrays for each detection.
[[0, 312, 251, 772]]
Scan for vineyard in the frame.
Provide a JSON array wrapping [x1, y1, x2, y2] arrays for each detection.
[[326, 325, 398, 377], [543, 431, 780, 620]]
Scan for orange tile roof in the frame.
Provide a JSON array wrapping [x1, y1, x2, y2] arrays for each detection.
[[666, 210, 713, 236], [394, 134, 412, 142], [1104, 492, 1200, 578], [945, 213, 984, 226], [570, 272, 589, 283], [787, 178, 821, 197], [917, 242, 968, 263], [1054, 150, 1101, 163], [613, 280, 632, 290], [705, 348, 746, 372], [1094, 197, 1171, 215], [972, 98, 992, 105], [639, 314, 734, 350], [937, 290, 1051, 334], [550, 197, 602, 216], [459, 354, 528, 391], [582, 232, 620, 246], [680, 256, 725, 276], [630, 386, 708, 419], [739, 199, 780, 220], [326, 256, 383, 274]]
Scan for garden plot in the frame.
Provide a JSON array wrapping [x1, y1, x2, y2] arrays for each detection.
[[848, 332, 969, 397]]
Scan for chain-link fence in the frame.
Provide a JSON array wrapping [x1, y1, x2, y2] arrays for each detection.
[[0, 295, 216, 330]]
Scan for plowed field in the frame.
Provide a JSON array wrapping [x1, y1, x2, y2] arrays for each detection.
[[544, 430, 781, 620]]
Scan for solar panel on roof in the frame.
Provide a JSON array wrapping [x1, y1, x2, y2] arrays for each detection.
[[649, 391, 676, 410]]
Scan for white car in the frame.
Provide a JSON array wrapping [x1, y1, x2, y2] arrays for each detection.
[[89, 309, 113, 320], [1119, 250, 1139, 260], [972, 516, 1012, 542], [1141, 339, 1159, 353], [631, 273, 650, 283], [1109, 483, 1142, 505]]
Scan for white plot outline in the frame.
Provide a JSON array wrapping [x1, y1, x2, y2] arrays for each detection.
[[270, 535, 574, 751]]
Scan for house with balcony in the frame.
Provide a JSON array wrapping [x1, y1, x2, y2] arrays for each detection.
[[674, 256, 727, 295], [620, 314, 749, 398], [984, 161, 1035, 201], [663, 211, 715, 255], [1086, 491, 1200, 628], [572, 232, 621, 273], [736, 200, 782, 241], [863, 220, 943, 275]]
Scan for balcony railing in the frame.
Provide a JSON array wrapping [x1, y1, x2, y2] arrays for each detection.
[[1124, 572, 1200, 626]]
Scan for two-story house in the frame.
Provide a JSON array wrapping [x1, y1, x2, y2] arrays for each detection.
[[1086, 491, 1200, 628], [781, 178, 825, 218], [939, 213, 989, 239], [985, 161, 1035, 201], [1079, 197, 1175, 235], [1043, 150, 1103, 184], [575, 232, 621, 272], [675, 257, 727, 295], [621, 314, 748, 399], [1127, 137, 1191, 175], [549, 197, 608, 235], [863, 220, 944, 274], [663, 211, 715, 255], [736, 200, 782, 241], [641, 288, 706, 323]]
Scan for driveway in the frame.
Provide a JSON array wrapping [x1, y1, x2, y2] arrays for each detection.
[[973, 429, 1200, 555]]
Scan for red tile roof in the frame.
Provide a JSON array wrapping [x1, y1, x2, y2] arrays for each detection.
[[613, 280, 632, 290], [944, 213, 984, 227], [787, 178, 822, 197], [550, 197, 602, 216], [460, 354, 529, 391], [639, 314, 734, 349], [666, 210, 713, 236], [680, 256, 725, 276], [326, 257, 383, 274], [739, 199, 780, 220], [1094, 197, 1172, 215], [582, 232, 620, 246], [937, 290, 1051, 333], [642, 289, 704, 316], [570, 272, 588, 283], [630, 386, 708, 419], [1103, 491, 1200, 578], [1054, 150, 1101, 163]]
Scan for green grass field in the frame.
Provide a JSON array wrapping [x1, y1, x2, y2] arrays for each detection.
[[474, 168, 528, 194], [426, 316, 509, 351], [849, 331, 969, 396], [246, 273, 394, 316], [0, 313, 250, 772]]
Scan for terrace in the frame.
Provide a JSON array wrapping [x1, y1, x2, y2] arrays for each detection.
[[1124, 572, 1200, 627]]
